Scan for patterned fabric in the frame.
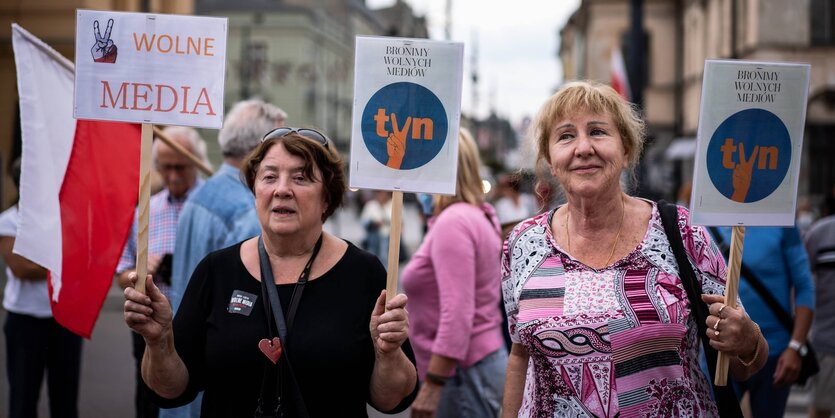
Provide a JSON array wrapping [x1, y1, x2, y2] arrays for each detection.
[[117, 181, 201, 297], [502, 201, 736, 418]]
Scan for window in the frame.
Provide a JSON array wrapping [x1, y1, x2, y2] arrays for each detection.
[[811, 0, 835, 45]]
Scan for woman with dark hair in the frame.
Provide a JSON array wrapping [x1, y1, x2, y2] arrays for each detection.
[[124, 128, 417, 417]]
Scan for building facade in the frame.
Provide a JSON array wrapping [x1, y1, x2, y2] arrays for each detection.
[[560, 0, 835, 206]]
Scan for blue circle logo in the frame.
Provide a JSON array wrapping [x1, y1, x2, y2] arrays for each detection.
[[361, 82, 448, 170], [706, 108, 791, 203]]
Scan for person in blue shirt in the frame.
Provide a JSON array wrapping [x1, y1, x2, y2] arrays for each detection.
[[163, 99, 287, 418], [711, 226, 815, 418]]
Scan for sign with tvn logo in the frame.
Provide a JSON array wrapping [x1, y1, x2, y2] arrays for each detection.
[[690, 60, 810, 226], [73, 10, 227, 128], [349, 36, 464, 195]]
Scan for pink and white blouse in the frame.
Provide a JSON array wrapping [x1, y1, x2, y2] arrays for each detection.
[[502, 202, 734, 418]]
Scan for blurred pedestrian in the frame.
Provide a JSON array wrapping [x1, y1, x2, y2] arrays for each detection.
[[115, 127, 208, 418], [710, 225, 815, 418], [494, 173, 537, 225], [360, 190, 392, 264], [124, 127, 417, 417], [502, 81, 766, 417], [805, 198, 835, 418], [402, 129, 507, 418], [164, 99, 287, 418], [2, 157, 82, 418]]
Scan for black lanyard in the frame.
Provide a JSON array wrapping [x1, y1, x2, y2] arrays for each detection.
[[255, 234, 322, 418]]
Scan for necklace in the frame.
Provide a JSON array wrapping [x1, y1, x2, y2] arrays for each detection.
[[565, 196, 626, 267]]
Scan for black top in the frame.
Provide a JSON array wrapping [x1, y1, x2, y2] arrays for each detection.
[[151, 241, 418, 417]]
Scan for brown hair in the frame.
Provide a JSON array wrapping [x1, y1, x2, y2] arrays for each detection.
[[241, 132, 345, 221], [533, 80, 646, 170]]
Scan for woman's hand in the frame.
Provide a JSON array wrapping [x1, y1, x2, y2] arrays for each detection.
[[370, 290, 409, 356], [773, 347, 801, 387], [124, 273, 173, 346], [411, 381, 443, 418], [701, 294, 760, 358]]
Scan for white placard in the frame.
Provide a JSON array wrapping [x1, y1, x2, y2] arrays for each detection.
[[74, 9, 227, 128], [690, 60, 810, 226], [349, 36, 464, 195]]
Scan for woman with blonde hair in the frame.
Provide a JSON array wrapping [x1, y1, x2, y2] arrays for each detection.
[[501, 81, 766, 417], [403, 129, 508, 418]]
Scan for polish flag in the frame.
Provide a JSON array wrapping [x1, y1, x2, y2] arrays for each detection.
[[11, 24, 140, 338], [610, 47, 632, 101]]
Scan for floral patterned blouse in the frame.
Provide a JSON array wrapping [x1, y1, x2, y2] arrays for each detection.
[[501, 202, 734, 418]]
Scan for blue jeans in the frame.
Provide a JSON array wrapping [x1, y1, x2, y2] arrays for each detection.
[[735, 355, 791, 418], [436, 348, 508, 418]]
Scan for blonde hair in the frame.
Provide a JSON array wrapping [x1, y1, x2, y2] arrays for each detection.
[[435, 129, 485, 214], [533, 80, 646, 170]]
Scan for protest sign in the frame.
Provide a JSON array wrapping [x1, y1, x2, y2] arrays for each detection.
[[691, 60, 810, 226], [74, 9, 227, 128], [350, 36, 464, 195], [690, 59, 810, 386]]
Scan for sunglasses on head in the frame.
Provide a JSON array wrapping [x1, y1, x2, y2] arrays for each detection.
[[262, 127, 329, 149]]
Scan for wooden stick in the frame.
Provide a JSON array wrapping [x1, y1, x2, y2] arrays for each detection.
[[135, 123, 154, 294], [715, 225, 745, 386], [385, 191, 404, 305], [152, 126, 214, 176]]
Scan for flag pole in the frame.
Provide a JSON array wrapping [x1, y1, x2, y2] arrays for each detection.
[[715, 225, 745, 385], [385, 191, 404, 305], [135, 123, 154, 294]]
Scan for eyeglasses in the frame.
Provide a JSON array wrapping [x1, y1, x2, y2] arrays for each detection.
[[262, 127, 329, 149]]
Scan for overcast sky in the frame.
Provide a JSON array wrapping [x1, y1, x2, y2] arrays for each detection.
[[367, 0, 581, 126]]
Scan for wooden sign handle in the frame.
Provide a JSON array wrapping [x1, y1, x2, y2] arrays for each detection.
[[135, 123, 153, 294], [385, 191, 404, 306], [715, 225, 745, 386]]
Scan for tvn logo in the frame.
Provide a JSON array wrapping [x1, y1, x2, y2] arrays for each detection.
[[362, 82, 448, 170], [707, 108, 791, 203]]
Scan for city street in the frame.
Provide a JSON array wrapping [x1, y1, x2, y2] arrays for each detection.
[[0, 202, 814, 417]]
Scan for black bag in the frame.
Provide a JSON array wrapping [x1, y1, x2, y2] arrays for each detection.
[[708, 226, 820, 386], [658, 201, 743, 418]]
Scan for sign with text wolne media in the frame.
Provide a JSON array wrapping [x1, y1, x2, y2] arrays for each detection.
[[690, 60, 810, 226], [74, 10, 227, 128], [350, 36, 464, 195]]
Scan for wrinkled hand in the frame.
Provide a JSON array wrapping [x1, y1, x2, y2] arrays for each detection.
[[773, 348, 802, 387], [731, 143, 758, 202], [385, 131, 406, 169], [370, 290, 409, 355], [124, 273, 173, 346], [702, 294, 759, 357], [411, 382, 443, 418]]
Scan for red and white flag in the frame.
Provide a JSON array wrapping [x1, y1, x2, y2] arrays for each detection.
[[12, 24, 140, 338], [610, 47, 632, 102]]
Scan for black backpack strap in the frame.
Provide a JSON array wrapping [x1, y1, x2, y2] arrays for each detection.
[[658, 201, 743, 418]]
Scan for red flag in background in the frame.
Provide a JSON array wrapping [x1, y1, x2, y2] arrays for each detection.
[[55, 120, 140, 337], [12, 24, 140, 338], [610, 47, 632, 102]]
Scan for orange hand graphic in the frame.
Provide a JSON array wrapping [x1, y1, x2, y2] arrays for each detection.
[[731, 143, 758, 203], [385, 131, 406, 169]]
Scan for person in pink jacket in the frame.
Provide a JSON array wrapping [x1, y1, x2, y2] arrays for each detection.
[[402, 129, 508, 418]]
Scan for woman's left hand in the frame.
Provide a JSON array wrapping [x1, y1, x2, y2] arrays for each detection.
[[411, 382, 443, 418], [370, 290, 409, 356], [701, 294, 760, 358]]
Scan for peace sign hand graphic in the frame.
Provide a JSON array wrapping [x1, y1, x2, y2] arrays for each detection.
[[91, 18, 118, 63]]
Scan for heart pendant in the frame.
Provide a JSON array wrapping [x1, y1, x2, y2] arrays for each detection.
[[258, 337, 283, 364]]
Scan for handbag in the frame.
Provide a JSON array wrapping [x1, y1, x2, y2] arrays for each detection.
[[658, 201, 744, 418], [708, 226, 820, 386]]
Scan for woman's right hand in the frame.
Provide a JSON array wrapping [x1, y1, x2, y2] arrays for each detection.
[[124, 273, 173, 346]]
